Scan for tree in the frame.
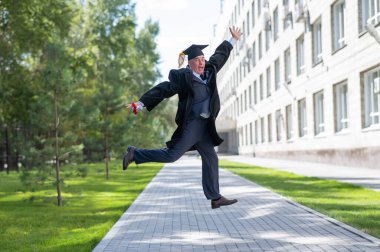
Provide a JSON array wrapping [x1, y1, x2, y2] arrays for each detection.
[[0, 0, 76, 170], [82, 0, 175, 178], [0, 0, 176, 196]]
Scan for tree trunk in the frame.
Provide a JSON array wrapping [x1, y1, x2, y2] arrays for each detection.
[[54, 90, 62, 206], [105, 131, 109, 180], [5, 126, 9, 174], [15, 127, 20, 173]]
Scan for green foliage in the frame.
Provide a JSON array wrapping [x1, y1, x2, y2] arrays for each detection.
[[220, 159, 380, 239], [0, 161, 163, 251], [0, 0, 175, 179]]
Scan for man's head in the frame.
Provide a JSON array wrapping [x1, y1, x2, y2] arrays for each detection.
[[188, 55, 205, 75], [181, 44, 208, 74]]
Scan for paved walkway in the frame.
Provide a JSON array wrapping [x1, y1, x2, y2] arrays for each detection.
[[220, 155, 380, 191], [93, 157, 380, 252]]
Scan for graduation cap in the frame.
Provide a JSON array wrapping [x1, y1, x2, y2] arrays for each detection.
[[178, 44, 208, 68]]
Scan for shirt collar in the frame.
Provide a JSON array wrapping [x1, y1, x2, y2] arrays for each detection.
[[192, 71, 202, 79]]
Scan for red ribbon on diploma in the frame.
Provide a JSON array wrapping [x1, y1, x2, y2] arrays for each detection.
[[131, 102, 138, 115]]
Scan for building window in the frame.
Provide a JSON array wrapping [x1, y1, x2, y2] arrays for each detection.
[[283, 0, 291, 30], [240, 94, 243, 114], [314, 90, 325, 135], [312, 18, 323, 65], [296, 34, 305, 75], [265, 29, 271, 51], [284, 47, 291, 83], [245, 124, 248, 145], [268, 113, 273, 142], [275, 58, 280, 90], [244, 89, 248, 111], [250, 122, 253, 144], [247, 11, 251, 35], [334, 81, 349, 132], [254, 80, 258, 104], [266, 67, 271, 97], [255, 120, 259, 144], [259, 32, 263, 59], [258, 0, 262, 16], [260, 74, 264, 100], [246, 50, 251, 73], [232, 71, 235, 87], [239, 127, 243, 147], [234, 5, 237, 23], [332, 0, 346, 51], [236, 100, 239, 119], [232, 101, 235, 119], [273, 7, 279, 41], [286, 104, 293, 140], [235, 67, 238, 84], [298, 98, 307, 137], [243, 57, 247, 77], [252, 41, 257, 67], [240, 62, 243, 82], [363, 67, 380, 128], [242, 20, 246, 45], [276, 109, 282, 141], [360, 0, 380, 32], [260, 117, 265, 143], [252, 1, 256, 27], [249, 85, 252, 106]]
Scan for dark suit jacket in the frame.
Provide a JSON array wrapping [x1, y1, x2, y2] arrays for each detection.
[[139, 40, 233, 149]]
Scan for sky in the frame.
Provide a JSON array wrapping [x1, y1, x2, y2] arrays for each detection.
[[135, 0, 221, 80]]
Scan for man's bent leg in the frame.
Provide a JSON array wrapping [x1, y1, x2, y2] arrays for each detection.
[[133, 119, 208, 164]]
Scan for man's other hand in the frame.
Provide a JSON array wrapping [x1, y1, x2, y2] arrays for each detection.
[[126, 101, 144, 115]]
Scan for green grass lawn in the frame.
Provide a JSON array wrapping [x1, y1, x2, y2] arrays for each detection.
[[0, 161, 162, 252], [220, 159, 380, 239]]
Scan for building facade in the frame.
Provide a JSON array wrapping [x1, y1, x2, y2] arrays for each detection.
[[212, 0, 380, 169]]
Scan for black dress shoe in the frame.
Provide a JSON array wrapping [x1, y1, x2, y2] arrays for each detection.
[[122, 146, 136, 170], [211, 196, 238, 209]]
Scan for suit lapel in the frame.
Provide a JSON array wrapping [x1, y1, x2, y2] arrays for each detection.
[[192, 75, 205, 84]]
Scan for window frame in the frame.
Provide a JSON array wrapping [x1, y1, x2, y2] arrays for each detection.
[[313, 90, 325, 135], [260, 117, 265, 143], [312, 18, 323, 65], [333, 81, 349, 132], [275, 58, 281, 90], [360, 0, 380, 32], [363, 66, 380, 128], [273, 7, 279, 41], [284, 47, 292, 83], [268, 113, 273, 142], [298, 98, 308, 137], [276, 109, 283, 141], [266, 66, 271, 97], [332, 0, 346, 52], [296, 34, 305, 75], [286, 104, 293, 140]]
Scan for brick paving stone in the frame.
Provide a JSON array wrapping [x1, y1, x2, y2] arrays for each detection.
[[93, 156, 380, 252]]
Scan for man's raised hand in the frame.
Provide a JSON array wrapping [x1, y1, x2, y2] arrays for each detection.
[[229, 26, 242, 41]]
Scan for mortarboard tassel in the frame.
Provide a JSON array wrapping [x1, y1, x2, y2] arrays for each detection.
[[178, 52, 185, 68]]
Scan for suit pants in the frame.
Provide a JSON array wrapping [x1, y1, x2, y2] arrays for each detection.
[[133, 118, 221, 200]]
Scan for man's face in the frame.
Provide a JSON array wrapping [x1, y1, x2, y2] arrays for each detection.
[[188, 55, 205, 75]]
